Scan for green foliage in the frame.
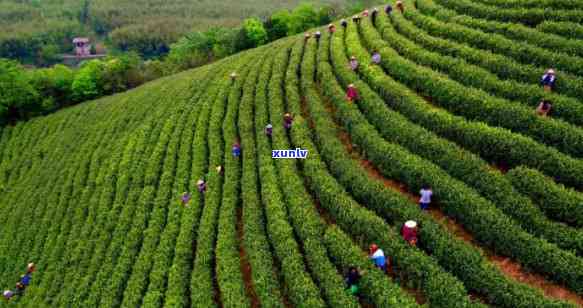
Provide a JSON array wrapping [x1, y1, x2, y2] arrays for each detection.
[[243, 18, 268, 47], [392, 2, 583, 108], [38, 44, 61, 66], [356, 14, 583, 159], [431, 0, 583, 26], [28, 64, 74, 110], [3, 3, 583, 308], [537, 21, 583, 40], [288, 3, 319, 34], [507, 167, 583, 229], [266, 10, 292, 41], [0, 59, 39, 120], [71, 59, 105, 102]]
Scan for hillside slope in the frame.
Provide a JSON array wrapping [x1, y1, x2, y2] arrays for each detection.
[[1, 1, 583, 307]]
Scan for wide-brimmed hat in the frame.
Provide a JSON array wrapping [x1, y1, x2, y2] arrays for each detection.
[[348, 83, 355, 88], [546, 69, 556, 75], [266, 124, 273, 128], [196, 179, 204, 185], [405, 220, 417, 228]]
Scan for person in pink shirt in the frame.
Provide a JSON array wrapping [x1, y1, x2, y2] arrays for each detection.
[[346, 84, 359, 103], [536, 99, 552, 117], [401, 220, 418, 246]]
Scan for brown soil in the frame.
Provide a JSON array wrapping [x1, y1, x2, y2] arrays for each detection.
[[490, 161, 510, 174], [385, 268, 428, 305], [427, 208, 583, 307], [320, 88, 583, 307], [311, 196, 337, 225], [488, 255, 583, 307], [312, 90, 428, 305], [236, 205, 261, 308]]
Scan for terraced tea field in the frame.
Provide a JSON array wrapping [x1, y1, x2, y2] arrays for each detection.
[[1, 0, 583, 307]]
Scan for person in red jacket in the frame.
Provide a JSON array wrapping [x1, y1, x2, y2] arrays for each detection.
[[536, 99, 552, 117], [346, 84, 359, 103], [401, 220, 418, 246]]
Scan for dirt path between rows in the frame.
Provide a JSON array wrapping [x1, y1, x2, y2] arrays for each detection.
[[236, 205, 261, 308], [318, 86, 583, 307]]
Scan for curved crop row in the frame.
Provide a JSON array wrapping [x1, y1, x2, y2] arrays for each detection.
[[0, 103, 106, 280], [116, 103, 190, 308], [163, 69, 224, 308], [337, 21, 583, 193], [16, 121, 124, 306], [319, 29, 573, 308], [472, 0, 583, 10], [89, 98, 185, 308], [377, 12, 583, 129], [22, 97, 158, 306], [292, 37, 472, 308], [396, 0, 583, 103], [335, 19, 583, 257], [215, 54, 254, 308], [249, 42, 327, 308], [100, 76, 210, 307], [118, 71, 216, 308], [413, 0, 583, 78], [431, 0, 583, 26], [506, 167, 583, 229], [56, 68, 214, 308], [537, 21, 583, 40], [348, 18, 583, 159], [190, 77, 235, 307], [15, 80, 186, 305], [345, 21, 583, 294], [140, 74, 208, 307], [445, 14, 583, 58], [360, 16, 583, 255], [238, 46, 286, 308], [262, 42, 359, 308]]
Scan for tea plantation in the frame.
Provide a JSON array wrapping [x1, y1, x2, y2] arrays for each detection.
[[1, 0, 583, 306]]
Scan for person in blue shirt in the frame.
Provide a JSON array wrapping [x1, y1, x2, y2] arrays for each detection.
[[232, 142, 241, 158], [369, 244, 387, 272], [540, 69, 557, 92], [20, 274, 31, 287]]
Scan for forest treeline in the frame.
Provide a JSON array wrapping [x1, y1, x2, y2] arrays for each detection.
[[0, 0, 367, 65], [0, 2, 367, 125]]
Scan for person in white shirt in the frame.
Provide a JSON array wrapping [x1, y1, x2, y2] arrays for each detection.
[[3, 290, 14, 301], [419, 184, 433, 210], [369, 244, 387, 272]]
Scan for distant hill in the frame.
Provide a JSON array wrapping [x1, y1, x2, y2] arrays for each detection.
[[1, 1, 583, 307], [0, 0, 372, 65]]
